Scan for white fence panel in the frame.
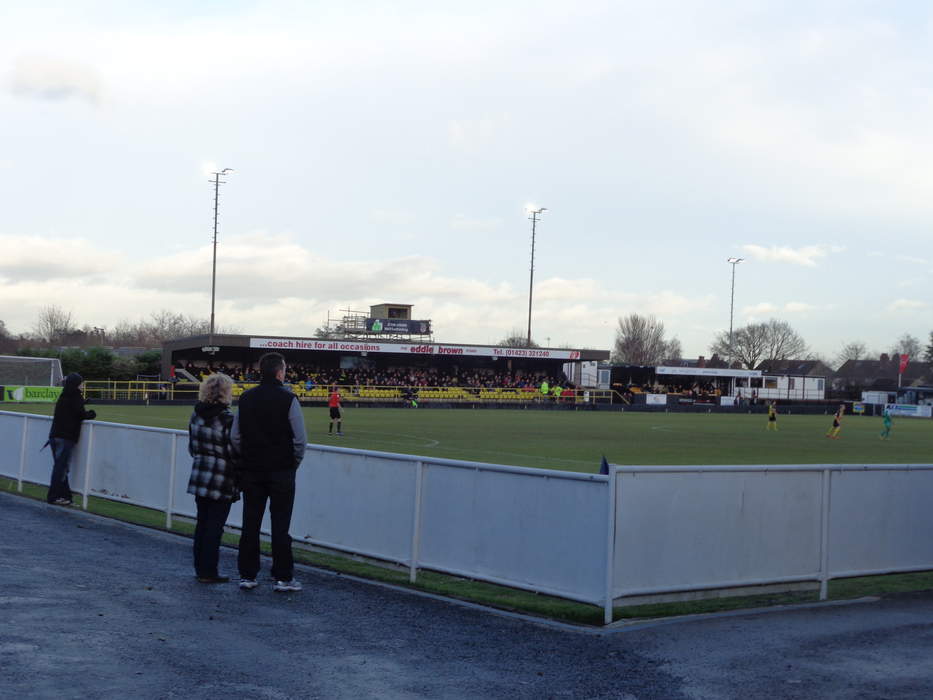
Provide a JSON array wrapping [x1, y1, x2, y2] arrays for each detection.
[[295, 447, 417, 563], [614, 469, 823, 595], [418, 463, 609, 604], [22, 415, 55, 486], [0, 413, 27, 479], [828, 468, 933, 576], [6, 411, 933, 611], [87, 423, 174, 509]]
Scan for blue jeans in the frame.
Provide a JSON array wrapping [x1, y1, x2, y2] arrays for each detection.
[[47, 437, 76, 503]]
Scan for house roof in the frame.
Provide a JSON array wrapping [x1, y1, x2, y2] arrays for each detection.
[[834, 358, 932, 388], [754, 359, 833, 376]]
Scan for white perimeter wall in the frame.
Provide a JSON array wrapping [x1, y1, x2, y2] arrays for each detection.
[[3, 411, 933, 622]]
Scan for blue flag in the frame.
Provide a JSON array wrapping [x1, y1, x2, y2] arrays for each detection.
[[599, 455, 609, 475]]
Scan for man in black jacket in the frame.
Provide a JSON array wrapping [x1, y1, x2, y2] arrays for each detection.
[[47, 373, 96, 505], [231, 352, 307, 592]]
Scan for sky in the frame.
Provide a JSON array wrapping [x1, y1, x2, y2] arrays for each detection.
[[1, 0, 931, 361]]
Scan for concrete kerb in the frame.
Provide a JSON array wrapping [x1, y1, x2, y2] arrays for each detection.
[[0, 489, 888, 637]]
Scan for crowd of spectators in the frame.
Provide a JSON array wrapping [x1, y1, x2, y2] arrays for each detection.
[[181, 361, 571, 391]]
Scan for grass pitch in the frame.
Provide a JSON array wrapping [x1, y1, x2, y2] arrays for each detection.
[[5, 403, 930, 472]]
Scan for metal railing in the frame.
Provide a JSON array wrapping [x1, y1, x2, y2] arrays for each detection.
[[82, 380, 623, 404]]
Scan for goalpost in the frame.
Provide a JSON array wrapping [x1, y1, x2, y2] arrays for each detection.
[[0, 355, 64, 387]]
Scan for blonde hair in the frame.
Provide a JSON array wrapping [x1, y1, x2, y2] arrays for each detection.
[[199, 372, 234, 405]]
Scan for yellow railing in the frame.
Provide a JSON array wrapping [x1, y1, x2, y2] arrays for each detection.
[[83, 380, 623, 404]]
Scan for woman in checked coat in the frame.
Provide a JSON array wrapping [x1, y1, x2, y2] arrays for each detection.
[[187, 373, 239, 583]]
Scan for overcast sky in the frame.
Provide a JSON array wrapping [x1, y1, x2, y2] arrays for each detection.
[[2, 1, 931, 360]]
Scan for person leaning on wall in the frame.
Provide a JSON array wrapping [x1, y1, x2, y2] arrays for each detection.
[[46, 373, 96, 506], [186, 372, 239, 584]]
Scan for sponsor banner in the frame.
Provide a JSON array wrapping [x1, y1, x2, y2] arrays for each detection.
[[365, 318, 432, 335], [720, 396, 735, 407], [0, 385, 62, 403], [646, 393, 668, 406], [250, 337, 583, 360], [885, 403, 933, 418], [656, 366, 762, 378]]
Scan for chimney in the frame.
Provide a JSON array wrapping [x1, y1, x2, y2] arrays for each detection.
[[697, 355, 707, 368]]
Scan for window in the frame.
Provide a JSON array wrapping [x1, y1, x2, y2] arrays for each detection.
[[788, 378, 796, 390], [817, 379, 824, 391], [764, 377, 778, 389]]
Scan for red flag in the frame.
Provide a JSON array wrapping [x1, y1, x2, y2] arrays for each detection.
[[899, 354, 910, 374]]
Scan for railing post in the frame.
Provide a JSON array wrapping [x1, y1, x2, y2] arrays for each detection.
[[818, 468, 833, 600], [82, 423, 95, 510], [166, 434, 177, 529], [604, 464, 619, 625], [18, 415, 29, 492], [409, 460, 425, 583]]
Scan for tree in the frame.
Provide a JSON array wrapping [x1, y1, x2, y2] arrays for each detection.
[[835, 340, 868, 368], [890, 333, 922, 359], [32, 305, 75, 344], [612, 314, 680, 365], [498, 329, 539, 348], [665, 338, 683, 362], [710, 318, 807, 369], [925, 331, 933, 364]]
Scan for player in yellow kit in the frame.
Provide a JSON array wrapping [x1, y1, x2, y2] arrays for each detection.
[[766, 402, 778, 431], [826, 404, 845, 439]]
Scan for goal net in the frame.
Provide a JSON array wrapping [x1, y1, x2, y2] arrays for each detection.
[[0, 355, 64, 386]]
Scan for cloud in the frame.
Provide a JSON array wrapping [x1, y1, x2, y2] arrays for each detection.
[[449, 214, 503, 232], [741, 244, 834, 267], [9, 55, 101, 104], [0, 235, 123, 280], [783, 302, 816, 313], [895, 255, 928, 265], [887, 299, 928, 312], [743, 302, 778, 316]]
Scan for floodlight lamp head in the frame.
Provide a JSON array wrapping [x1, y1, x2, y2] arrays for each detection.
[[221, 168, 234, 174], [727, 257, 744, 264]]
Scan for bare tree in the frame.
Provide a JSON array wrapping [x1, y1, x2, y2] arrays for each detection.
[[710, 324, 767, 369], [498, 329, 539, 348], [891, 333, 922, 359], [710, 318, 807, 369], [106, 310, 233, 346], [763, 319, 808, 362], [925, 331, 933, 364], [613, 314, 679, 365], [33, 305, 75, 344], [665, 337, 683, 362], [835, 340, 868, 368]]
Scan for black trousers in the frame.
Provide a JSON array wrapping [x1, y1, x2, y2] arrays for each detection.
[[193, 496, 233, 578], [238, 470, 296, 581]]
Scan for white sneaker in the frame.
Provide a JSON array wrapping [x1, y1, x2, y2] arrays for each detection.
[[239, 578, 258, 590], [273, 579, 302, 593]]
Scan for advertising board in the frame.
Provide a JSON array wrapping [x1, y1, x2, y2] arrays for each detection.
[[0, 385, 62, 403], [250, 337, 583, 360]]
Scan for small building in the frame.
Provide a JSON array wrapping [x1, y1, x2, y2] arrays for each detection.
[[748, 359, 831, 402]]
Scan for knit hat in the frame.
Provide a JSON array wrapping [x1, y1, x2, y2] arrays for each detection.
[[62, 373, 84, 390]]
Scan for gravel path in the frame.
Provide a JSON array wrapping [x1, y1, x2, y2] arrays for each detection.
[[2, 492, 931, 699]]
